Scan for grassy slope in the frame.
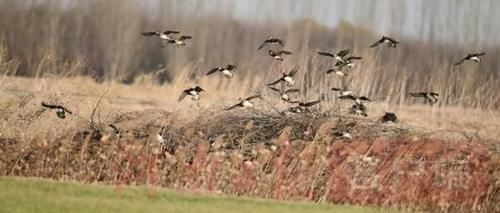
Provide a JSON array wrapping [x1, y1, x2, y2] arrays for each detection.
[[0, 177, 384, 213]]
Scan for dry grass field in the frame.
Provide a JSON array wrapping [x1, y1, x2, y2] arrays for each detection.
[[1, 0, 500, 212]]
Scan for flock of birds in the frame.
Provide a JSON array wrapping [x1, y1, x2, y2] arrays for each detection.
[[40, 30, 487, 131]]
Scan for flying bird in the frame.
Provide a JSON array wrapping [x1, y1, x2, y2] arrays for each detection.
[[41, 102, 73, 119], [257, 36, 285, 50], [167, 35, 192, 47], [268, 50, 292, 61], [334, 56, 363, 69], [206, 64, 237, 78], [317, 49, 351, 63], [298, 100, 321, 108], [287, 100, 320, 114], [326, 68, 348, 77], [225, 95, 262, 110], [267, 68, 299, 86], [268, 87, 300, 103], [331, 87, 354, 96], [409, 92, 439, 105], [338, 94, 371, 105], [453, 52, 485, 65], [370, 35, 400, 48], [141, 30, 180, 46], [178, 86, 205, 102]]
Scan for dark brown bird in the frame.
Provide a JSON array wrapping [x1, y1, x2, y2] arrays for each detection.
[[206, 64, 237, 78], [257, 35, 285, 50], [267, 68, 299, 86], [268, 50, 292, 61], [409, 92, 439, 105], [268, 86, 300, 103], [167, 35, 192, 47], [317, 49, 351, 62], [41, 102, 72, 119], [178, 86, 204, 102], [338, 95, 371, 105], [454, 52, 485, 65], [225, 95, 262, 110], [370, 35, 400, 48]]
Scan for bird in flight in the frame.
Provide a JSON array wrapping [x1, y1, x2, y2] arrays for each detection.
[[370, 35, 400, 48], [267, 68, 299, 86], [317, 49, 351, 63], [225, 95, 262, 110], [178, 86, 205, 102], [206, 64, 237, 78], [141, 30, 180, 47], [331, 87, 354, 96], [167, 35, 192, 47], [268, 50, 292, 61], [257, 35, 285, 50], [338, 94, 371, 105], [268, 86, 300, 103], [453, 52, 485, 65], [334, 56, 363, 70], [41, 102, 72, 119]]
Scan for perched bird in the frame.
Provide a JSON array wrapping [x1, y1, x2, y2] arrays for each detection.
[[370, 35, 400, 48], [331, 87, 354, 96], [206, 64, 237, 78], [41, 102, 72, 119], [338, 94, 371, 105], [268, 50, 292, 61], [225, 95, 262, 110], [257, 36, 285, 50], [317, 49, 351, 63], [178, 86, 205, 102], [267, 68, 299, 86], [409, 92, 439, 105], [167, 35, 192, 47], [326, 68, 348, 77], [142, 30, 180, 47], [268, 86, 300, 103], [380, 112, 398, 123], [334, 56, 363, 69], [454, 52, 485, 65]]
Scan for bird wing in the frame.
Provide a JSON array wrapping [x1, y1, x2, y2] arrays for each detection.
[[337, 49, 350, 57], [257, 41, 268, 50], [317, 51, 335, 58], [194, 86, 204, 92], [226, 64, 237, 70], [430, 92, 439, 97], [326, 68, 336, 74], [359, 96, 371, 102], [178, 91, 188, 102], [471, 52, 485, 57], [276, 39, 285, 47], [387, 37, 400, 44], [163, 30, 180, 34], [369, 38, 384, 47], [268, 86, 281, 93], [245, 95, 262, 101], [453, 57, 467, 65], [409, 92, 426, 98], [285, 99, 300, 104], [141, 32, 158, 36], [346, 56, 362, 60], [288, 68, 299, 77], [225, 103, 242, 111], [331, 87, 341, 91], [279, 50, 292, 55], [206, 67, 220, 76], [299, 100, 320, 107], [179, 36, 192, 41], [284, 88, 299, 93], [267, 77, 284, 86], [41, 102, 59, 109], [62, 107, 73, 114], [338, 95, 355, 100]]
